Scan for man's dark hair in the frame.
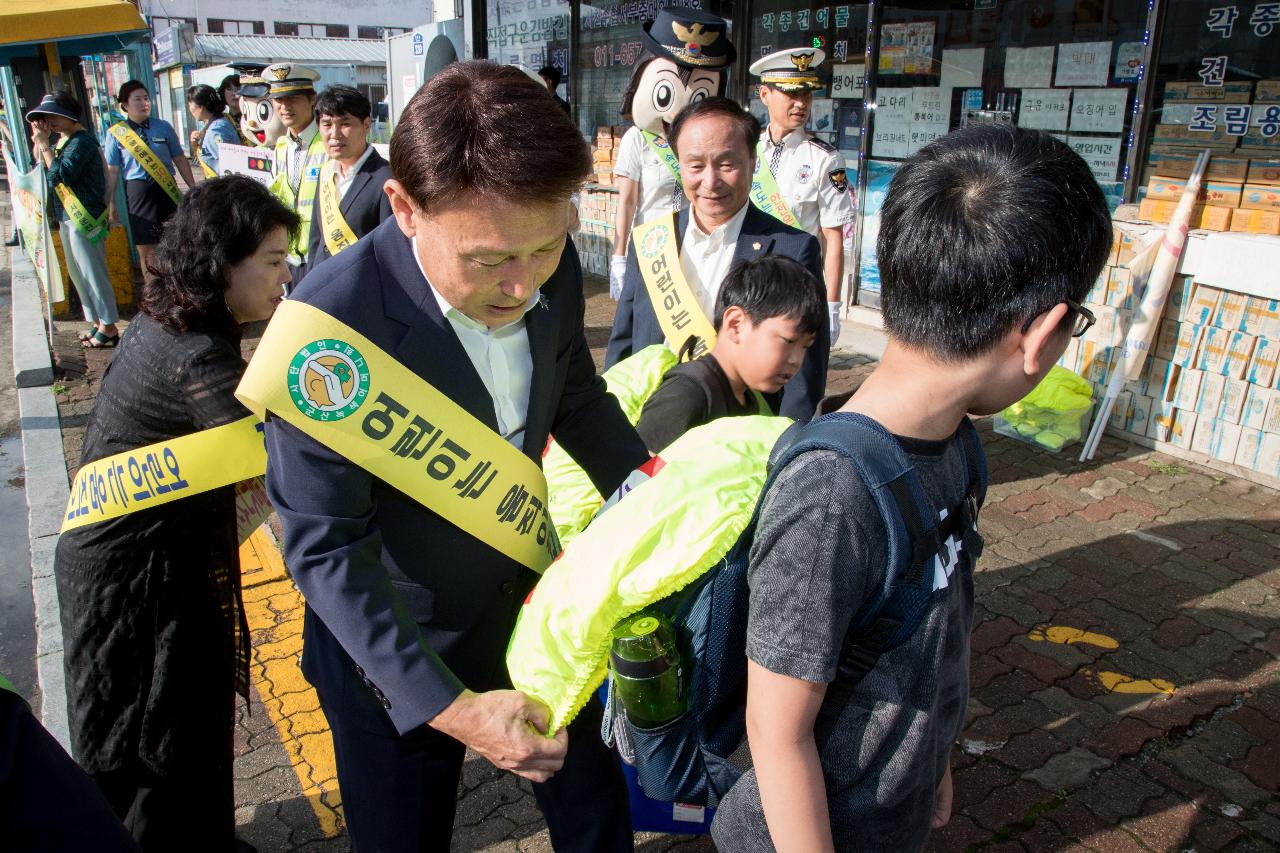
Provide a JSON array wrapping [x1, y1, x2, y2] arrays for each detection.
[[618, 56, 725, 122], [877, 125, 1111, 361], [116, 79, 148, 105], [53, 90, 83, 119], [185, 84, 226, 117], [538, 65, 561, 88], [713, 255, 825, 335], [315, 85, 372, 121], [668, 96, 761, 159], [143, 175, 299, 335], [390, 61, 588, 211]]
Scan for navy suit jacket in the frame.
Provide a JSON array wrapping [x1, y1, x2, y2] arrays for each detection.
[[264, 218, 649, 735], [605, 203, 828, 421], [305, 148, 393, 270]]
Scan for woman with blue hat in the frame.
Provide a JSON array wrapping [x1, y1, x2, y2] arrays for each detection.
[[27, 91, 120, 348]]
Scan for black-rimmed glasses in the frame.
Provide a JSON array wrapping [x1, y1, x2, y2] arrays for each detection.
[[1022, 298, 1095, 338]]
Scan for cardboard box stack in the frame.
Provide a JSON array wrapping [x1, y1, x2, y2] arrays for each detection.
[[1140, 80, 1280, 235], [1059, 229, 1280, 480], [591, 125, 624, 187]]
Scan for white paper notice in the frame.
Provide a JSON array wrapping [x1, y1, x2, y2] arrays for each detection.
[[1067, 135, 1123, 183], [1018, 89, 1071, 131], [1055, 41, 1112, 87], [908, 87, 952, 154], [831, 63, 866, 99], [1004, 46, 1054, 88], [872, 88, 912, 159], [216, 143, 274, 186], [939, 48, 985, 91], [1069, 88, 1128, 133]]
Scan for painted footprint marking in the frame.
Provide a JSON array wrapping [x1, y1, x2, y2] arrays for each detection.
[[1027, 625, 1120, 650]]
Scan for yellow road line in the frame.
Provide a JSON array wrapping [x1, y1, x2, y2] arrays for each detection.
[[240, 529, 344, 836]]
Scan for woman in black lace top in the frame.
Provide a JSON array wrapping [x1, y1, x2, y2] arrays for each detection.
[[54, 175, 298, 852]]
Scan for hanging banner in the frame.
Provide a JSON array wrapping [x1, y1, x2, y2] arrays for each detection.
[[3, 152, 65, 302]]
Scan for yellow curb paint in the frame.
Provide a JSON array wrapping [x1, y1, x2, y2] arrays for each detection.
[[1028, 625, 1120, 650], [1083, 668, 1176, 695], [240, 530, 343, 838]]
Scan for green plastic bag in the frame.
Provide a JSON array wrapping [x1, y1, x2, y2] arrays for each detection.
[[509, 415, 792, 733], [995, 366, 1094, 452]]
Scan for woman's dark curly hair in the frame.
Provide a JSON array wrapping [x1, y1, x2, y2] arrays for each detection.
[[141, 175, 299, 334]]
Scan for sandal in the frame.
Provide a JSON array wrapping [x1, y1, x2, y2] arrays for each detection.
[[82, 330, 119, 349], [77, 327, 98, 342]]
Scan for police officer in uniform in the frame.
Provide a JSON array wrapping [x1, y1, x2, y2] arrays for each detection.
[[750, 47, 855, 345], [263, 63, 325, 286]]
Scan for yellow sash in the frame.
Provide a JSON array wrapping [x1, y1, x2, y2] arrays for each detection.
[[236, 300, 558, 573], [199, 157, 217, 179], [318, 161, 359, 257], [61, 416, 266, 533], [52, 137, 109, 243], [632, 212, 718, 360], [108, 122, 181, 204], [751, 143, 799, 229]]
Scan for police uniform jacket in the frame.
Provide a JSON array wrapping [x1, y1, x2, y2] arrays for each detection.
[[757, 127, 856, 236]]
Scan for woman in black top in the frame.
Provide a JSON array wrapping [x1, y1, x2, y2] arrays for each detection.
[[54, 175, 298, 853]]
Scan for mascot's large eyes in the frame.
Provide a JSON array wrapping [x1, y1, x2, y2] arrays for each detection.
[[652, 81, 675, 112], [689, 86, 712, 104], [256, 101, 272, 122]]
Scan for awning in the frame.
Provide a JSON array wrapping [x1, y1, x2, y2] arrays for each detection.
[[0, 0, 149, 63]]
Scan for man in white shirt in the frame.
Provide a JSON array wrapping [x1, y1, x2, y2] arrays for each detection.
[[306, 85, 392, 271], [750, 47, 856, 344], [264, 61, 647, 853], [607, 96, 829, 421]]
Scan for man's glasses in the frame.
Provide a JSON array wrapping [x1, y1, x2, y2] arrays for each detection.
[[1022, 297, 1095, 338]]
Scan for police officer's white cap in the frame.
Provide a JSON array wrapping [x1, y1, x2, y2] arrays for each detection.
[[263, 63, 321, 99], [749, 48, 826, 93]]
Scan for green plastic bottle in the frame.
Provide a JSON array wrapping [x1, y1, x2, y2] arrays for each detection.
[[611, 610, 686, 729]]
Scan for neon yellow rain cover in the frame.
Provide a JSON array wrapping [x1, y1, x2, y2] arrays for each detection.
[[510, 415, 792, 734], [544, 345, 677, 547]]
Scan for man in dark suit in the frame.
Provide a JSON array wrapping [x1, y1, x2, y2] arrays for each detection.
[[606, 97, 828, 421], [305, 85, 393, 272], [264, 63, 648, 852]]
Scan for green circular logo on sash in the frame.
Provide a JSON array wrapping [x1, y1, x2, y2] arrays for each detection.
[[288, 339, 371, 421], [640, 225, 669, 259]]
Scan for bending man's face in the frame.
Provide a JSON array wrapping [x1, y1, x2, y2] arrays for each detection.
[[387, 184, 570, 329]]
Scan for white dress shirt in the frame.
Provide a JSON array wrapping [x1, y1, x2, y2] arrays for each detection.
[[757, 126, 856, 236], [614, 125, 689, 225], [335, 144, 375, 201], [681, 201, 750, 320], [411, 237, 537, 448]]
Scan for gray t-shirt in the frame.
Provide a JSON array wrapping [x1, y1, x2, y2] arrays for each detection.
[[711, 430, 978, 853]]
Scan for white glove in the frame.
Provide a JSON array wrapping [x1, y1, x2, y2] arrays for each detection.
[[829, 301, 843, 346], [610, 255, 628, 301]]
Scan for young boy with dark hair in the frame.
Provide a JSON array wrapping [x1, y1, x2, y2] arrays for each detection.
[[711, 125, 1112, 852], [634, 255, 826, 453]]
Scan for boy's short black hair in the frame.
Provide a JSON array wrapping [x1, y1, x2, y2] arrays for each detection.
[[315, 85, 372, 121], [668, 96, 760, 159], [714, 255, 825, 335], [877, 125, 1111, 361]]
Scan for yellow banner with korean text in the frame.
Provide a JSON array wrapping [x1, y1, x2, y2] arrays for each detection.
[[750, 150, 799, 229], [61, 416, 267, 533], [108, 122, 182, 204], [318, 161, 359, 258], [235, 300, 558, 573], [632, 212, 717, 361]]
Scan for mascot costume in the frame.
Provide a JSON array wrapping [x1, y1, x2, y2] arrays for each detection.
[[609, 8, 735, 299], [237, 68, 286, 148]]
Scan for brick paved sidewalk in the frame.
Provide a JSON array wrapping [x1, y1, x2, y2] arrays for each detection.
[[48, 274, 1279, 852]]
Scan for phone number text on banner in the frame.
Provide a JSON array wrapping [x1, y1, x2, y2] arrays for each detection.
[[235, 300, 558, 574], [61, 416, 268, 533]]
